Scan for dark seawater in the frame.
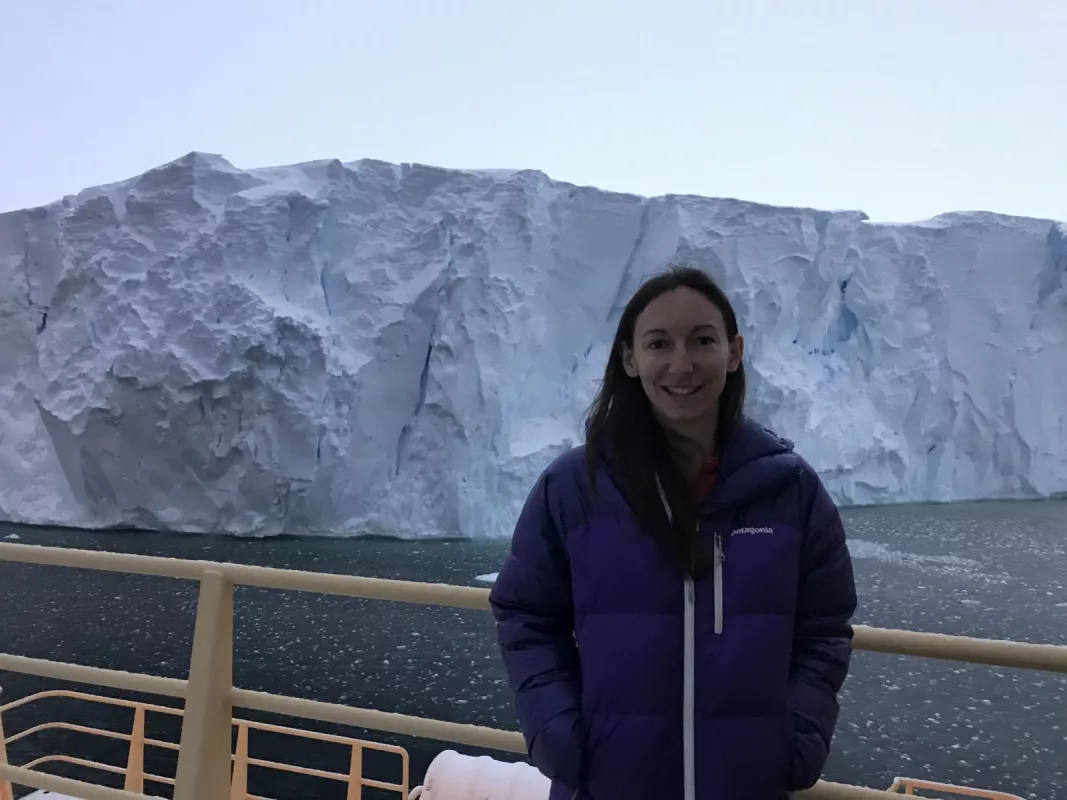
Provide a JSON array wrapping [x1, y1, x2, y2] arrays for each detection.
[[0, 499, 1064, 799]]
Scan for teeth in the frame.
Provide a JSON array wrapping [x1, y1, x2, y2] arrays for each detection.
[[664, 386, 699, 396]]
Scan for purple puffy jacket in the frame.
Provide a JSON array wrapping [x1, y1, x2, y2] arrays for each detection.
[[489, 417, 858, 800]]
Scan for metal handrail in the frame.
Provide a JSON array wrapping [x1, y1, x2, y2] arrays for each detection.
[[886, 777, 1023, 798], [0, 689, 409, 799], [1, 541, 1059, 800]]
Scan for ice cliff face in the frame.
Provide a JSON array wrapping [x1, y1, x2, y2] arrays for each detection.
[[0, 152, 1064, 537]]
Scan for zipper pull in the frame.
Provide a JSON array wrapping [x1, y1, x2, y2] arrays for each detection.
[[715, 533, 725, 562], [687, 581, 695, 604]]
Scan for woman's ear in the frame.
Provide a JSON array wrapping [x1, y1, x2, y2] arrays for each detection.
[[727, 334, 744, 373], [621, 342, 639, 377]]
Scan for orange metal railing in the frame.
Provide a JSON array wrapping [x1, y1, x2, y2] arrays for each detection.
[[1, 541, 1064, 800], [1, 691, 1022, 800], [886, 777, 1023, 798], [0, 689, 409, 799]]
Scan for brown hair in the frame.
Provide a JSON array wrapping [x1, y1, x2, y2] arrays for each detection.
[[584, 266, 746, 577]]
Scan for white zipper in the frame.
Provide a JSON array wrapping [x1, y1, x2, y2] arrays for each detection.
[[714, 532, 725, 634], [683, 575, 696, 800]]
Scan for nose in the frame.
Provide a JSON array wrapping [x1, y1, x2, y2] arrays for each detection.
[[667, 346, 695, 373]]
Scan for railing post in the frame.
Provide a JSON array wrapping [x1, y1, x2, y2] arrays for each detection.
[[174, 569, 234, 800], [0, 689, 13, 800], [230, 723, 248, 800], [345, 743, 362, 800], [123, 705, 146, 792]]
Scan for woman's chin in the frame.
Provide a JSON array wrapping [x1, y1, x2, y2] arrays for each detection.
[[653, 404, 718, 429]]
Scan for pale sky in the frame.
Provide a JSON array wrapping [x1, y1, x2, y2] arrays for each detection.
[[2, 0, 1064, 223]]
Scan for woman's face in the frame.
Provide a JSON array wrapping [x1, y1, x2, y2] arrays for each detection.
[[622, 287, 744, 437]]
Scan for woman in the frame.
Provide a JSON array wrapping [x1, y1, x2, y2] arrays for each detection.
[[489, 266, 858, 800]]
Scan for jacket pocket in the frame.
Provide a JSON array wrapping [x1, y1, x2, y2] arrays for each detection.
[[530, 710, 585, 789]]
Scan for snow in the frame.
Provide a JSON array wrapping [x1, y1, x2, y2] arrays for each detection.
[[0, 152, 1064, 538], [475, 573, 499, 584]]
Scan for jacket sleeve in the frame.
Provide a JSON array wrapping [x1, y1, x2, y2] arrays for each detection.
[[787, 468, 858, 791], [489, 468, 584, 789]]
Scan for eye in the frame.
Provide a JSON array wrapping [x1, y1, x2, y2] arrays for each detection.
[[647, 339, 669, 350], [695, 335, 716, 346]]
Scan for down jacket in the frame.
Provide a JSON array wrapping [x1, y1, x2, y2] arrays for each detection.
[[489, 416, 858, 800]]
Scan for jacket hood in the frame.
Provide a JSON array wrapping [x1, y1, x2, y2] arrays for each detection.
[[588, 414, 801, 511], [707, 416, 801, 511]]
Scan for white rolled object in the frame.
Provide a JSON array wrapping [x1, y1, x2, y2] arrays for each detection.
[[410, 749, 551, 800]]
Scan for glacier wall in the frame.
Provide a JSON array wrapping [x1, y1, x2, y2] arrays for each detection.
[[0, 152, 1064, 538]]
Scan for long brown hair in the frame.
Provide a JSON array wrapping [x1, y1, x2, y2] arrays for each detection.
[[584, 266, 746, 577]]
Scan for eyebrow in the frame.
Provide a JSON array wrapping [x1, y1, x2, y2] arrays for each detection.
[[642, 324, 720, 336]]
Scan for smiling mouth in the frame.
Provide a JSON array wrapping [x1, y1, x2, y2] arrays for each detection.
[[662, 385, 703, 397]]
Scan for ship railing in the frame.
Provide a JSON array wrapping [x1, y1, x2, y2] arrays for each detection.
[[0, 688, 408, 800], [2, 541, 1062, 800], [885, 777, 1024, 798]]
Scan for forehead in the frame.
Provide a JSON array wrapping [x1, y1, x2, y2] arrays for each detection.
[[634, 287, 726, 334]]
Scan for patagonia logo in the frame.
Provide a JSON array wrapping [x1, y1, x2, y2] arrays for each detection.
[[731, 526, 774, 536]]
